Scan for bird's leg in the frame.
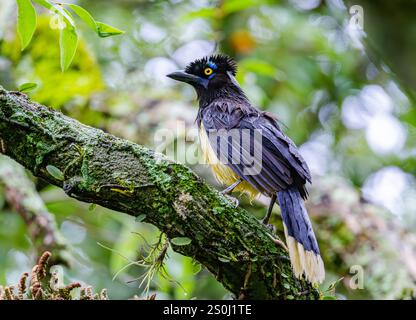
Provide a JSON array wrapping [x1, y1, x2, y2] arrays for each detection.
[[262, 194, 277, 225], [221, 179, 242, 195], [221, 179, 242, 208]]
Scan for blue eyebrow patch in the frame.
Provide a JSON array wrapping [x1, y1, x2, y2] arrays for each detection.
[[207, 61, 217, 69]]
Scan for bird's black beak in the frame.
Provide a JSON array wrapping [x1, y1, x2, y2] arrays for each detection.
[[167, 70, 208, 88]]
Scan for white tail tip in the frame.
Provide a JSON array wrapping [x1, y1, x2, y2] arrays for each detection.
[[284, 227, 325, 285]]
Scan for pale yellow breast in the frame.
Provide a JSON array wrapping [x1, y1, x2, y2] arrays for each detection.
[[199, 124, 260, 200]]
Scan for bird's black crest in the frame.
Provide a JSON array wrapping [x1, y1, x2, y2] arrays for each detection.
[[185, 54, 237, 76]]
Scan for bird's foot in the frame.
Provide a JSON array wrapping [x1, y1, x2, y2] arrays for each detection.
[[262, 222, 276, 234], [10, 91, 28, 97], [223, 194, 239, 208]]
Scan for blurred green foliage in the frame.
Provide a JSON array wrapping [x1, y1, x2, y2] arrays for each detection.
[[0, 0, 415, 300]]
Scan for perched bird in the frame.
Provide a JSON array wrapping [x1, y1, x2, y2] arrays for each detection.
[[167, 54, 325, 284]]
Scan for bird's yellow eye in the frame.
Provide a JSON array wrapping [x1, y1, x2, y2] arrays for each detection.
[[204, 67, 213, 76]]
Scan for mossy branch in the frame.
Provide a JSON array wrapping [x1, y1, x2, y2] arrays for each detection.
[[0, 86, 319, 300]]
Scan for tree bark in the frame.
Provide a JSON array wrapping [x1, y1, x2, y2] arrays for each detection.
[[0, 86, 319, 300]]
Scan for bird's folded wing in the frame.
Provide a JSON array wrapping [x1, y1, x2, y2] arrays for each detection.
[[202, 107, 311, 196]]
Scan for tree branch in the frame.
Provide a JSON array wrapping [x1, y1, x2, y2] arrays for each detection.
[[0, 155, 72, 266], [0, 86, 319, 299]]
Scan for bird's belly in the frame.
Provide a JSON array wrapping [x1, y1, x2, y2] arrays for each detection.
[[199, 125, 260, 200]]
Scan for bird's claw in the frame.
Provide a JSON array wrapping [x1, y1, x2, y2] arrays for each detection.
[[223, 194, 239, 208], [262, 221, 276, 234]]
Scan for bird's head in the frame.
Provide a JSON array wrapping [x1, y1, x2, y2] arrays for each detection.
[[167, 54, 239, 96]]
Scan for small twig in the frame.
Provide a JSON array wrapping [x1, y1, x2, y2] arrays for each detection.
[[267, 233, 289, 252], [239, 263, 252, 300]]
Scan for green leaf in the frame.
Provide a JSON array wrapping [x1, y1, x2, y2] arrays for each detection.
[[171, 237, 192, 246], [96, 21, 124, 37], [18, 82, 37, 92], [35, 0, 75, 28], [59, 26, 78, 71], [327, 277, 344, 292], [135, 214, 146, 222], [32, 0, 53, 10], [88, 203, 96, 211], [46, 165, 64, 181], [68, 4, 97, 31], [16, 0, 37, 50], [52, 4, 75, 27], [192, 262, 202, 275], [218, 257, 230, 263], [322, 295, 337, 300]]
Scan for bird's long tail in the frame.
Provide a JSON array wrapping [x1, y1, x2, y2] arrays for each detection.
[[277, 186, 325, 284]]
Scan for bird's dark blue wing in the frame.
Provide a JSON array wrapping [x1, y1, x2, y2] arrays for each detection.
[[201, 101, 311, 197]]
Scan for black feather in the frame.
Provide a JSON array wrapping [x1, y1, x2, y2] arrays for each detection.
[[277, 186, 320, 255], [185, 54, 237, 76]]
